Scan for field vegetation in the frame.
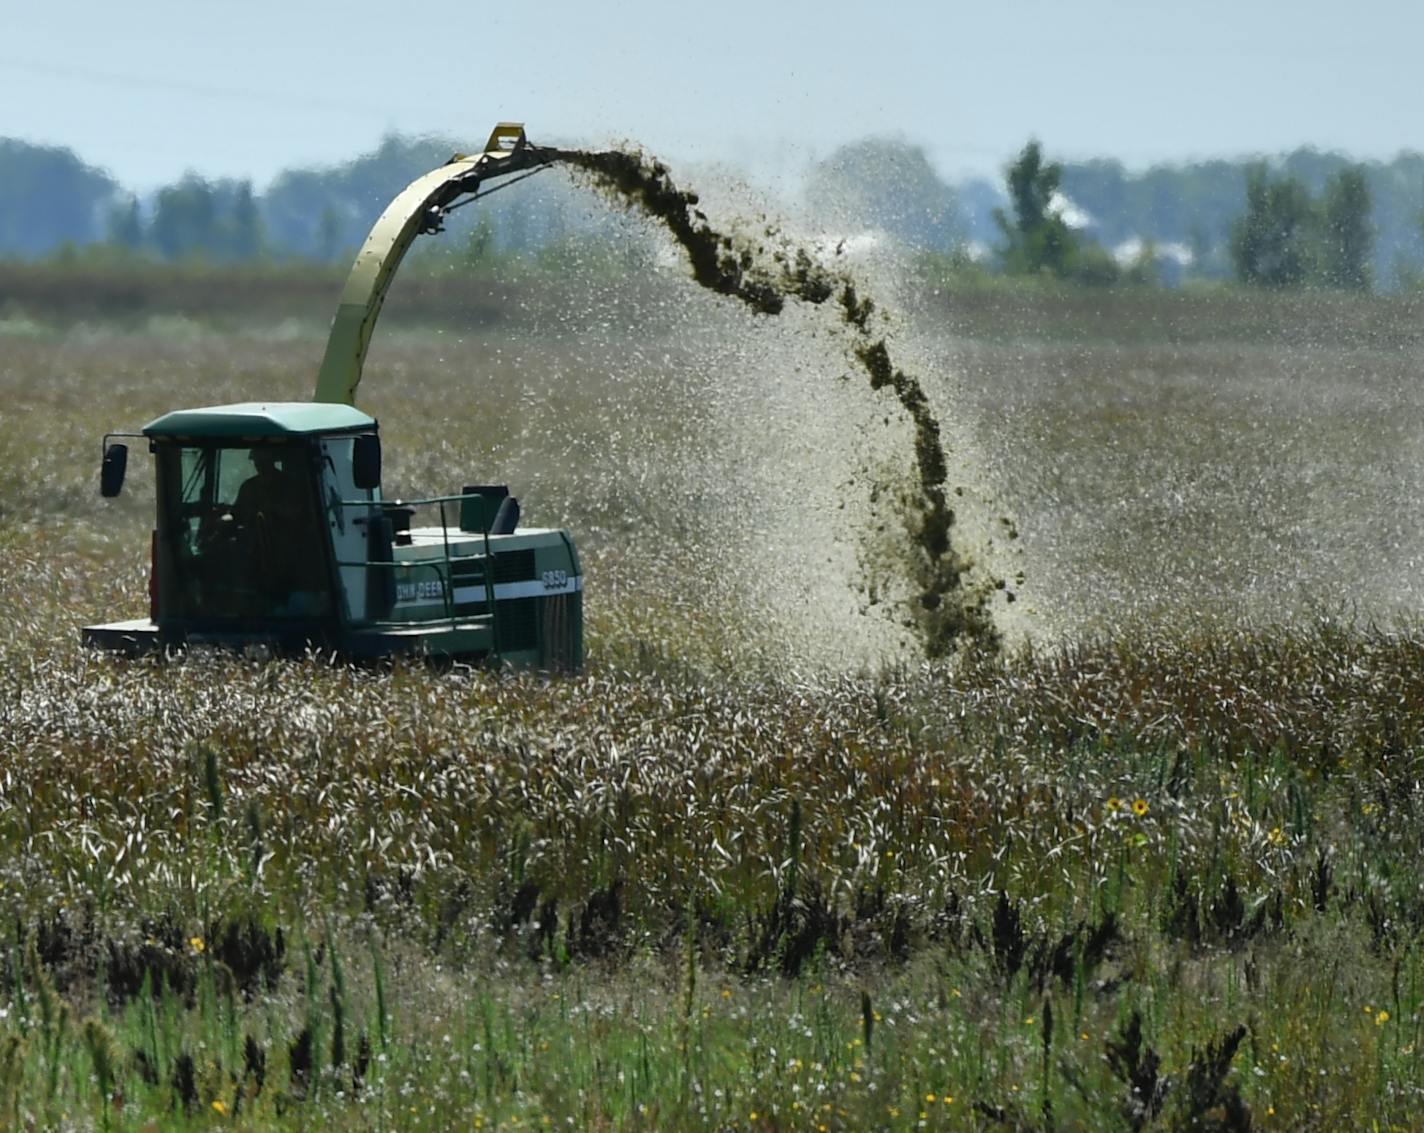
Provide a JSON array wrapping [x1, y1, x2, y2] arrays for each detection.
[[3, 260, 1424, 1129]]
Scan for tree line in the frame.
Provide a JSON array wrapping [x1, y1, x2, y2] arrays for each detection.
[[979, 141, 1377, 290], [0, 134, 597, 269], [1231, 164, 1372, 289], [2, 132, 1422, 292]]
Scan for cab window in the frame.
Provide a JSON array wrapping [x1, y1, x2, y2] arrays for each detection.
[[157, 442, 332, 620]]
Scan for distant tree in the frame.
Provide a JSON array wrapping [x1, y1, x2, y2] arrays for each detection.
[[262, 133, 457, 260], [1000, 141, 1072, 276], [994, 140, 1119, 283], [1230, 164, 1316, 287], [316, 205, 344, 263], [0, 139, 117, 257], [464, 216, 495, 266], [1280, 147, 1341, 195], [1119, 241, 1161, 287], [1319, 166, 1372, 290], [260, 131, 582, 263], [106, 195, 144, 252], [150, 176, 219, 260], [222, 181, 262, 261], [805, 137, 961, 251], [1230, 163, 1375, 291], [1384, 155, 1424, 287], [1052, 155, 1286, 284]]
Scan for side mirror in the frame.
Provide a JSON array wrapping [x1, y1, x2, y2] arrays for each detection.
[[100, 443, 129, 498], [352, 434, 381, 490]]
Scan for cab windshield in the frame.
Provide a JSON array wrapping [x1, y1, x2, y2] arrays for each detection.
[[157, 442, 332, 620]]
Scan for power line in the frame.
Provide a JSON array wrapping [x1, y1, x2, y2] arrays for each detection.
[[0, 56, 425, 121]]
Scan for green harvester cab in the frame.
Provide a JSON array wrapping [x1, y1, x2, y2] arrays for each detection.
[[84, 125, 583, 669]]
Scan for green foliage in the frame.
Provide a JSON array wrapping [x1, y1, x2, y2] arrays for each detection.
[[262, 131, 585, 265], [105, 195, 143, 252], [996, 139, 1077, 277], [1057, 156, 1246, 279], [993, 148, 1424, 289], [4, 616, 1424, 1125], [80, 1018, 117, 1129], [315, 204, 344, 264], [0, 138, 116, 257], [149, 176, 217, 261], [9, 129, 1424, 294], [149, 175, 264, 263], [1231, 163, 1317, 286], [996, 140, 1119, 285], [1231, 162, 1374, 289], [464, 215, 495, 266], [1070, 241, 1129, 286], [1321, 166, 1373, 290], [227, 181, 263, 262], [262, 133, 448, 260], [6, 282, 1424, 1126]]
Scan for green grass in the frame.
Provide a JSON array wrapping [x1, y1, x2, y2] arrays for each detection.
[[7, 611, 1424, 1128], [4, 266, 1424, 1128]]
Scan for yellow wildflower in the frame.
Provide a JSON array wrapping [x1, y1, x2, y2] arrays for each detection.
[[189, 936, 205, 954], [1132, 799, 1149, 817], [211, 1099, 227, 1115]]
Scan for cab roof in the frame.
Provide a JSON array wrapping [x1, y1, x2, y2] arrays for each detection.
[[143, 402, 376, 440]]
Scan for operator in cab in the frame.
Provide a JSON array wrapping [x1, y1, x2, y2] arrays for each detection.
[[231, 446, 327, 614], [233, 447, 287, 530]]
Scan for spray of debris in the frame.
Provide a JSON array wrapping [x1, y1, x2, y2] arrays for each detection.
[[545, 145, 1009, 657]]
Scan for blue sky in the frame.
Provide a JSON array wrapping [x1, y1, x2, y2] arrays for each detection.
[[3, 0, 1418, 190]]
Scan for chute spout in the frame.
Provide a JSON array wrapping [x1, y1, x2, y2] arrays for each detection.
[[313, 122, 554, 406]]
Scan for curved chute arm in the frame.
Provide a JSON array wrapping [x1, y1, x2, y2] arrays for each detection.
[[313, 123, 553, 406]]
